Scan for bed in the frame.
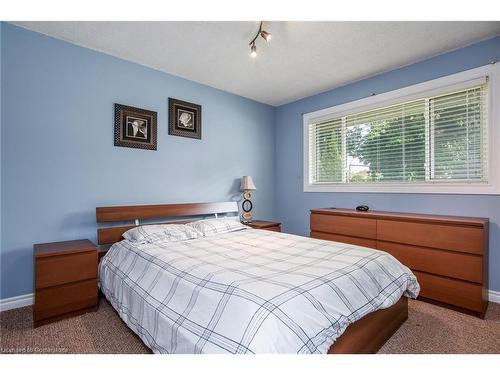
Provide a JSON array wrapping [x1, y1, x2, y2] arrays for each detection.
[[96, 201, 419, 354]]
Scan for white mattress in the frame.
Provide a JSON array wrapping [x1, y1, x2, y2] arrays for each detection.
[[99, 228, 419, 353]]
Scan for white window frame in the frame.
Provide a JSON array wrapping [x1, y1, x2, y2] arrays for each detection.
[[303, 63, 500, 194]]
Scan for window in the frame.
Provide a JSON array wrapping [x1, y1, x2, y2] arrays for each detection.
[[304, 65, 499, 194], [310, 86, 487, 184]]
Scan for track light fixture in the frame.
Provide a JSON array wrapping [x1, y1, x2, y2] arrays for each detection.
[[250, 43, 257, 58], [249, 21, 271, 58], [260, 30, 271, 42]]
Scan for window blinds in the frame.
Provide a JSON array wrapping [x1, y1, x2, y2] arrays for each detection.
[[308, 82, 488, 185]]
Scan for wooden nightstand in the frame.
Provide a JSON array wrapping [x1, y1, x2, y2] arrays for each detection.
[[246, 220, 281, 232], [33, 239, 98, 327]]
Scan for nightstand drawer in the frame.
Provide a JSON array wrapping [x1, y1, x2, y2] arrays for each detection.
[[36, 251, 97, 289], [265, 225, 281, 232], [246, 220, 282, 232], [34, 279, 97, 321]]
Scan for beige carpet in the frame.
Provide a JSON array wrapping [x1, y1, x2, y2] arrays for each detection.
[[1, 298, 499, 354]]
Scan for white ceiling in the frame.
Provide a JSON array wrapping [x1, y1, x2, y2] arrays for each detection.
[[12, 21, 500, 106]]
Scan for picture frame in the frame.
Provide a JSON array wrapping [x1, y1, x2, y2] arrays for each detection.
[[114, 103, 157, 150], [168, 98, 202, 139]]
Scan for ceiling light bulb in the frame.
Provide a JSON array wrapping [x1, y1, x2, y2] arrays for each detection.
[[260, 30, 271, 42], [250, 44, 257, 58]]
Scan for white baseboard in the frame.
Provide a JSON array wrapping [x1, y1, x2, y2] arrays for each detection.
[[1, 290, 500, 313], [488, 289, 500, 304], [0, 293, 34, 312]]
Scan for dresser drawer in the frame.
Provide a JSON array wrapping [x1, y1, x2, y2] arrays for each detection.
[[34, 278, 97, 321], [36, 251, 97, 289], [311, 231, 377, 249], [377, 220, 484, 255], [310, 213, 376, 239], [378, 241, 482, 283], [414, 271, 483, 312]]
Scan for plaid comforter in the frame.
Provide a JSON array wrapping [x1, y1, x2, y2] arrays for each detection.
[[99, 228, 419, 354]]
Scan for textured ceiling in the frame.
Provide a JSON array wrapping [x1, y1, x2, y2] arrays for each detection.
[[12, 21, 500, 106]]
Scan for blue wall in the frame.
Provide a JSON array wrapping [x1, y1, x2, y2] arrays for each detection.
[[0, 23, 276, 299], [2, 23, 500, 300], [274, 36, 500, 292], [0, 23, 3, 271]]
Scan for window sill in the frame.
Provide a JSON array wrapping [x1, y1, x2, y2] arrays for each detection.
[[304, 182, 500, 195]]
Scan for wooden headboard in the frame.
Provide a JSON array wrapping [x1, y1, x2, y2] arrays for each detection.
[[96, 201, 239, 245]]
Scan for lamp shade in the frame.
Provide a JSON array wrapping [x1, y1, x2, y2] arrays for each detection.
[[240, 176, 256, 191]]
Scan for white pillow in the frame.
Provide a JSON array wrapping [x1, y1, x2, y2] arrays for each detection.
[[186, 217, 247, 237], [123, 223, 202, 244]]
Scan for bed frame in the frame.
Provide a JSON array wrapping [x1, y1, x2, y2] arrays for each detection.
[[96, 201, 239, 245], [96, 201, 408, 354]]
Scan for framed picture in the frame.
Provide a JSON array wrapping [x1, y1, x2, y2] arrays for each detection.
[[114, 103, 157, 150], [168, 98, 202, 139]]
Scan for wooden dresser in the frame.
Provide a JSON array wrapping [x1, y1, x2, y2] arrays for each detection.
[[34, 239, 98, 327], [310, 208, 489, 317]]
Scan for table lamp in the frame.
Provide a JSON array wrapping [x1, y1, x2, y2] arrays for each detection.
[[240, 176, 256, 223]]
